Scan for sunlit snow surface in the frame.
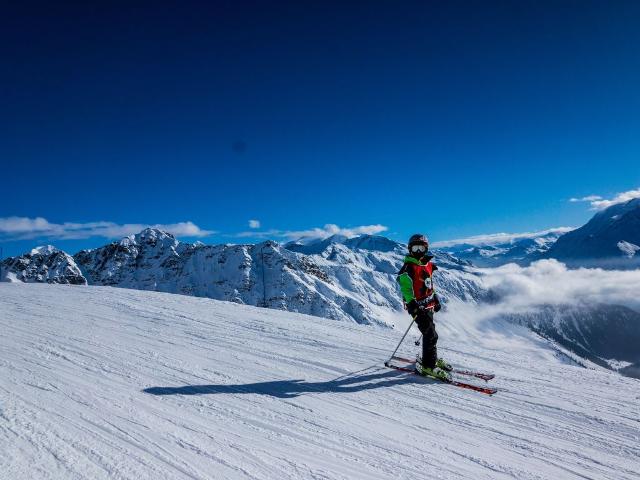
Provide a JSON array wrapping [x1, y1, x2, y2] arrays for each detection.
[[1, 284, 639, 480]]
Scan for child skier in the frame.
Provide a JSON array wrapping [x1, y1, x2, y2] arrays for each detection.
[[396, 234, 451, 380]]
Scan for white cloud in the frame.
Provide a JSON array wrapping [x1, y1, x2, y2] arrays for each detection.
[[479, 259, 640, 312], [236, 223, 388, 241], [0, 216, 54, 234], [0, 217, 215, 240], [431, 227, 574, 248], [286, 223, 388, 241], [248, 219, 261, 229], [569, 188, 640, 210], [569, 195, 602, 203]]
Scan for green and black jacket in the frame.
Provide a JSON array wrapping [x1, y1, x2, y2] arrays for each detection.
[[396, 255, 438, 305]]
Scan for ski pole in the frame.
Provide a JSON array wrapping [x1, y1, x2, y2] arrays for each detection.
[[385, 317, 415, 366]]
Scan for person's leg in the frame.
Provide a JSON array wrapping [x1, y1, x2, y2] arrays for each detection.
[[415, 310, 438, 369]]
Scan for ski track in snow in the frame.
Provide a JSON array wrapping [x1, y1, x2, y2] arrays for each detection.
[[1, 284, 639, 480]]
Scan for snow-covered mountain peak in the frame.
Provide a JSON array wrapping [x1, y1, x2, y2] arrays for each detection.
[[285, 234, 348, 255], [138, 227, 175, 240], [30, 245, 60, 256], [255, 239, 279, 250], [114, 228, 182, 259], [343, 234, 403, 252], [545, 197, 640, 267], [322, 233, 350, 244], [1, 246, 85, 284], [595, 197, 640, 222], [124, 227, 179, 247], [119, 236, 135, 247], [285, 234, 404, 256]]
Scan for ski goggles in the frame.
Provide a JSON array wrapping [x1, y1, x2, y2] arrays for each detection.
[[410, 244, 427, 253]]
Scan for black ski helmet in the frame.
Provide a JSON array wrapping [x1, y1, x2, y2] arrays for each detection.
[[408, 233, 429, 252]]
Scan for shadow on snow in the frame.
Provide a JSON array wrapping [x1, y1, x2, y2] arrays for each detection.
[[143, 367, 436, 399]]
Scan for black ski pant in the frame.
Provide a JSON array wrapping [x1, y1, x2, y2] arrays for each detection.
[[415, 309, 438, 369]]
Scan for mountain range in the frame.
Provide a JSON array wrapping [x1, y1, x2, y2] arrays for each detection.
[[1, 228, 481, 326], [438, 198, 640, 268], [2, 198, 639, 377], [544, 197, 640, 268], [440, 228, 569, 267]]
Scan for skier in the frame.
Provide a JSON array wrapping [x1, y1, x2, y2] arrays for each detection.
[[396, 234, 451, 380]]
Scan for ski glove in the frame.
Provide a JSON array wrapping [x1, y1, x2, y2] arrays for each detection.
[[406, 300, 419, 317], [433, 295, 442, 313]]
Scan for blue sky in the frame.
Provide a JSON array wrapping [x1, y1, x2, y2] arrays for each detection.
[[2, 1, 640, 257]]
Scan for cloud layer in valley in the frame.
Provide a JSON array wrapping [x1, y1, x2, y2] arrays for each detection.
[[479, 259, 640, 312]]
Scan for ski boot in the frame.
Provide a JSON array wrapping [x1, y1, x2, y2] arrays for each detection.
[[436, 358, 453, 372], [415, 357, 451, 381]]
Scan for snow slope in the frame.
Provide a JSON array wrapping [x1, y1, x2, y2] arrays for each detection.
[[1, 284, 639, 480]]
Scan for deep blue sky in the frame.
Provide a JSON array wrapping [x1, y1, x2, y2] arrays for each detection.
[[2, 1, 640, 257]]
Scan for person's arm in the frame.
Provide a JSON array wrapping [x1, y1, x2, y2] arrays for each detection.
[[429, 263, 442, 312], [397, 271, 415, 304], [397, 265, 418, 316]]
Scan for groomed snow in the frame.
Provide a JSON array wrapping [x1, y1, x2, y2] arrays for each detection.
[[1, 284, 639, 479]]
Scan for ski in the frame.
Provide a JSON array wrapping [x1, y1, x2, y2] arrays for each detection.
[[384, 362, 498, 395], [390, 355, 495, 381]]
